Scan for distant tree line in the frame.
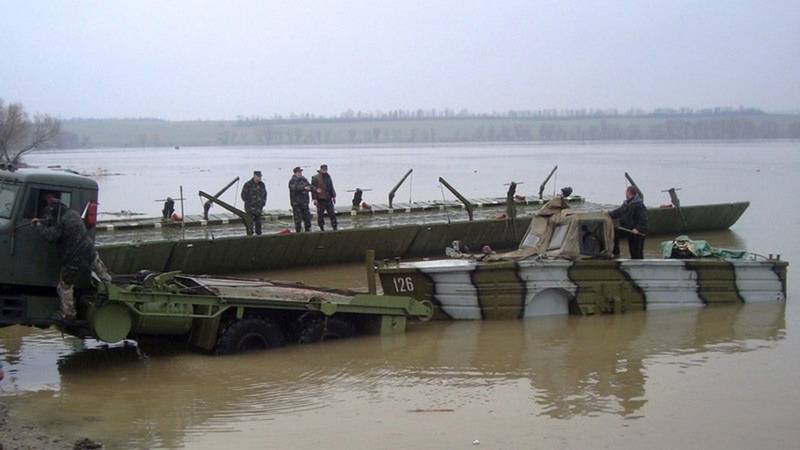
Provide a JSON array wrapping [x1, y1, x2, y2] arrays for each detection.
[[53, 107, 800, 149], [233, 105, 768, 126]]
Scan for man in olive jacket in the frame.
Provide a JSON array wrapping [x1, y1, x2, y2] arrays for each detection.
[[311, 164, 337, 231], [609, 186, 648, 259], [241, 170, 267, 235], [288, 166, 312, 232]]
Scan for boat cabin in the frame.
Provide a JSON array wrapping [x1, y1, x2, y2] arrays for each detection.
[[499, 196, 615, 260]]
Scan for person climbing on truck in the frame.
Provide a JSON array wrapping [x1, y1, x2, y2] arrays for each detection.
[[32, 191, 111, 323]]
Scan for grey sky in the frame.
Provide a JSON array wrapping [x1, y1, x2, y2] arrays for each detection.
[[1, 0, 798, 120]]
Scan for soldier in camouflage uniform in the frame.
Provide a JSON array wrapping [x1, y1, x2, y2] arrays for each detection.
[[241, 171, 267, 235], [288, 166, 312, 232], [311, 164, 337, 231], [33, 192, 111, 322]]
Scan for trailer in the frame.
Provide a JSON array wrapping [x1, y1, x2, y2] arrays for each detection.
[[78, 271, 432, 354]]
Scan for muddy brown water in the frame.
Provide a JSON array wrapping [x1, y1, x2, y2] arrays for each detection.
[[2, 141, 799, 449]]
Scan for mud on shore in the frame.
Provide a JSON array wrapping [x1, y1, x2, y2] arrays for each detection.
[[0, 402, 102, 450]]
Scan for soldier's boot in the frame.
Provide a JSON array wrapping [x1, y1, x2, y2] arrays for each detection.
[[330, 214, 338, 231]]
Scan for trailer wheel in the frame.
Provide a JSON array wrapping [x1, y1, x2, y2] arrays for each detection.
[[298, 317, 356, 344], [215, 317, 285, 355]]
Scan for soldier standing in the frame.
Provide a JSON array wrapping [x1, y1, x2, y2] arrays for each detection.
[[609, 186, 648, 259], [311, 164, 337, 231], [241, 170, 267, 235], [33, 192, 112, 323], [288, 166, 312, 232]]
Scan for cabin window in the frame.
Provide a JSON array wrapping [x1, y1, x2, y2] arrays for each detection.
[[547, 224, 569, 250], [579, 220, 607, 256], [22, 189, 72, 219], [0, 182, 18, 219], [520, 231, 540, 248]]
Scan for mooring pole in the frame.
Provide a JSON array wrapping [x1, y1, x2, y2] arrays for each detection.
[[366, 249, 377, 295], [538, 165, 558, 200], [203, 176, 240, 219], [663, 187, 688, 232], [624, 172, 644, 200], [438, 177, 474, 221], [388, 169, 413, 210], [179, 185, 185, 240], [199, 190, 253, 235]]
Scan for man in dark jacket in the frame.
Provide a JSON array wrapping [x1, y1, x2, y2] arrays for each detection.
[[609, 186, 648, 259], [241, 171, 267, 235], [311, 164, 337, 231], [33, 192, 111, 321], [288, 166, 312, 232]]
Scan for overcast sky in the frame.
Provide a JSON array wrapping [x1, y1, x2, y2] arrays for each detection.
[[1, 0, 798, 120]]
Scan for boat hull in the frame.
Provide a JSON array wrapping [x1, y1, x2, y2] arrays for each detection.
[[377, 258, 787, 319], [96, 202, 751, 275]]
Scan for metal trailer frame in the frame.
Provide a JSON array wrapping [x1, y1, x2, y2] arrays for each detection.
[[83, 271, 433, 352]]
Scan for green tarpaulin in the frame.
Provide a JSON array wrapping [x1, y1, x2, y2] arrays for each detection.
[[661, 235, 748, 259]]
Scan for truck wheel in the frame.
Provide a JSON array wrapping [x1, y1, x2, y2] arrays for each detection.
[[298, 317, 356, 344], [215, 317, 285, 355]]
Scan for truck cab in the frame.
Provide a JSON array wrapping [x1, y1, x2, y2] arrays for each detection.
[[0, 167, 98, 327]]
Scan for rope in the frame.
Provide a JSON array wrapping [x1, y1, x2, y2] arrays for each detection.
[[439, 182, 451, 224], [408, 171, 413, 206], [553, 171, 557, 197], [233, 178, 240, 209]]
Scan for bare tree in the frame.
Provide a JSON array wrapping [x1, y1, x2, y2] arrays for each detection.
[[0, 99, 61, 166]]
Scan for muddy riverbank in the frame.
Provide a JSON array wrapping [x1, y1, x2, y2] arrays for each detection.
[[0, 400, 90, 450]]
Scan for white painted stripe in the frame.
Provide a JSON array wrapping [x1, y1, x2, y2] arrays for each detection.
[[620, 260, 704, 308], [732, 263, 785, 303], [517, 260, 576, 317], [221, 218, 229, 224], [419, 263, 481, 320]]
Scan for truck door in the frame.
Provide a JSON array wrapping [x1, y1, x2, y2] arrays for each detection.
[[0, 180, 21, 284], [10, 185, 75, 288]]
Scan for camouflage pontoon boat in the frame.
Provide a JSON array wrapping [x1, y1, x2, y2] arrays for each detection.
[[377, 197, 787, 319]]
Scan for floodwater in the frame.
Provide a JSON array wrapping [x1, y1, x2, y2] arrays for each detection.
[[3, 141, 799, 449]]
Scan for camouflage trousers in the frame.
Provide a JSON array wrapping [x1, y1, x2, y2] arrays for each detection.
[[57, 255, 112, 318], [291, 203, 311, 232]]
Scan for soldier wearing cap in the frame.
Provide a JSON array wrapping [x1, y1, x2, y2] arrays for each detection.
[[288, 166, 312, 232], [311, 164, 337, 231], [241, 170, 267, 235]]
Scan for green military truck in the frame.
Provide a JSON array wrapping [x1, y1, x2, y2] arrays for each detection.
[[0, 167, 432, 354]]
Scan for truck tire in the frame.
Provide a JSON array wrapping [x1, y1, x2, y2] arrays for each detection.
[[215, 317, 285, 355], [298, 317, 356, 344]]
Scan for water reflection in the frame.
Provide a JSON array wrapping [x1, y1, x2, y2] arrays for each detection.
[[0, 302, 785, 448]]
